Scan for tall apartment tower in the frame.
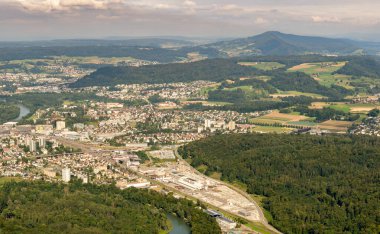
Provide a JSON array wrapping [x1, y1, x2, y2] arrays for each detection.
[[62, 167, 71, 182]]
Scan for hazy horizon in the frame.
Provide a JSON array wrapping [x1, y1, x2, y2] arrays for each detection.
[[0, 0, 380, 41]]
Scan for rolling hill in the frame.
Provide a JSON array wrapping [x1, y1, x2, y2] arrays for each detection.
[[206, 31, 362, 56]]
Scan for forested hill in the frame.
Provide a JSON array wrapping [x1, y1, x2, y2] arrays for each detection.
[[0, 45, 221, 63], [70, 59, 265, 87], [205, 31, 362, 56], [70, 55, 380, 89], [179, 134, 380, 234], [69, 55, 364, 100], [0, 180, 220, 234], [336, 56, 380, 78]]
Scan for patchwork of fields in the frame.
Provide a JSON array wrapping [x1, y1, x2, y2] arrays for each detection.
[[288, 61, 354, 89]]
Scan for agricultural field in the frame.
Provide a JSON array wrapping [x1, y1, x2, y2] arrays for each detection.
[[327, 103, 379, 113], [288, 61, 354, 89], [309, 101, 380, 114], [287, 121, 318, 127], [252, 125, 295, 133], [238, 61, 285, 71], [317, 120, 353, 132], [270, 90, 326, 99], [239, 76, 271, 81], [250, 111, 312, 127]]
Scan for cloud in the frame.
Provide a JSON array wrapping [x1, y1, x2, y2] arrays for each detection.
[[255, 17, 268, 25], [0, 0, 379, 40], [18, 0, 122, 12], [312, 16, 341, 23]]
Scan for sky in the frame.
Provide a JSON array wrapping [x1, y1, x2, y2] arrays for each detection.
[[0, 0, 380, 41]]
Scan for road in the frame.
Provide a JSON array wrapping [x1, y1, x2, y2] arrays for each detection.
[[174, 148, 282, 234], [49, 137, 281, 234]]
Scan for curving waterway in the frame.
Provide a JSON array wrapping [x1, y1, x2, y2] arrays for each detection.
[[167, 214, 191, 234], [13, 103, 30, 121], [0, 99, 31, 122]]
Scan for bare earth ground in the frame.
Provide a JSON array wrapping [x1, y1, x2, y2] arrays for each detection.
[[288, 63, 313, 71], [265, 111, 307, 121], [318, 120, 353, 132], [350, 106, 379, 112]]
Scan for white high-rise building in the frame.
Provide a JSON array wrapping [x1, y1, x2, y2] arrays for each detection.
[[204, 119, 212, 129], [56, 121, 66, 130], [62, 168, 71, 182], [38, 137, 46, 148], [29, 139, 37, 152]]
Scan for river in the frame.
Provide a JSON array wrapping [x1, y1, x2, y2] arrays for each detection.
[[0, 99, 30, 122], [13, 104, 30, 121], [167, 214, 191, 234]]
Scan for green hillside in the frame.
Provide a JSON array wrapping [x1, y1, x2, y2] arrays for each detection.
[[179, 134, 380, 234]]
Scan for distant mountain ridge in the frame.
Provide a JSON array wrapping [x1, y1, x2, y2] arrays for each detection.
[[206, 31, 365, 56], [0, 32, 379, 63], [0, 38, 197, 48]]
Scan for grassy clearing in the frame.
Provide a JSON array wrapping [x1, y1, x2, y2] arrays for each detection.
[[230, 180, 248, 192], [246, 222, 277, 234], [239, 62, 285, 71], [224, 85, 253, 91], [209, 172, 222, 180], [272, 91, 326, 99], [309, 102, 330, 109], [287, 121, 317, 127], [251, 111, 311, 128], [288, 62, 354, 89], [0, 177, 22, 187], [196, 164, 208, 173], [199, 84, 219, 95], [289, 62, 346, 74], [327, 103, 379, 113], [252, 126, 295, 133], [329, 104, 351, 113]]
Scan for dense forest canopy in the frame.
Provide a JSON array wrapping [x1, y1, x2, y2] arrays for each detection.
[[70, 59, 265, 87], [179, 134, 380, 234], [336, 56, 380, 78], [0, 180, 220, 234], [0, 103, 20, 124]]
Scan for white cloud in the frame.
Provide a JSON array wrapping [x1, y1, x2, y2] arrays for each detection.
[[18, 0, 122, 12], [255, 17, 268, 25], [0, 0, 379, 40], [312, 15, 341, 23], [184, 0, 196, 7]]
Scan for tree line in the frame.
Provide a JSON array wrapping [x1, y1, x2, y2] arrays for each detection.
[[179, 133, 380, 234]]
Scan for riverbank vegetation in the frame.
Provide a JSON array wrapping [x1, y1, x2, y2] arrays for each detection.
[[0, 180, 220, 234], [0, 102, 20, 124]]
